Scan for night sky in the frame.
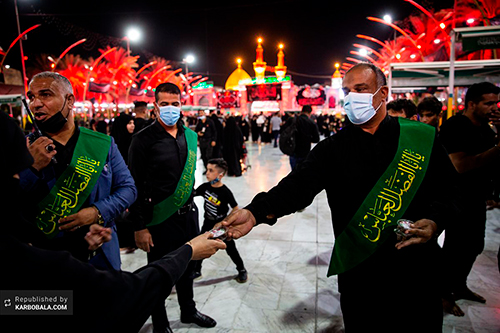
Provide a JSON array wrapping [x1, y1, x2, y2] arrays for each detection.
[[1, 0, 455, 87]]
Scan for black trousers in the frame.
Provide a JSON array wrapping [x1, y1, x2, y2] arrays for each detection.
[[199, 139, 213, 170], [442, 200, 486, 293], [195, 218, 245, 272], [147, 204, 200, 329]]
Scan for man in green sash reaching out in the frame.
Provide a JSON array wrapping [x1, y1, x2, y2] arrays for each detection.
[[220, 63, 457, 332], [128, 82, 222, 333]]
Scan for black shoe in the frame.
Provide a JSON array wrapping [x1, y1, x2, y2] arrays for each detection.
[[153, 326, 173, 333], [236, 269, 248, 283], [181, 310, 216, 328], [192, 271, 202, 280]]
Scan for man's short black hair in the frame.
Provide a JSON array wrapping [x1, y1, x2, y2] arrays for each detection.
[[207, 158, 228, 175], [465, 82, 500, 108], [417, 96, 442, 116], [301, 105, 312, 113], [134, 101, 147, 108], [387, 98, 417, 118], [155, 82, 181, 102]]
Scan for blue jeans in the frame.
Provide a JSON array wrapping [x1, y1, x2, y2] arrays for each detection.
[[272, 130, 280, 147]]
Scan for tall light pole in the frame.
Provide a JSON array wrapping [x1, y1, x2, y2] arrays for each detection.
[[125, 27, 141, 55], [183, 54, 195, 74], [14, 0, 28, 93]]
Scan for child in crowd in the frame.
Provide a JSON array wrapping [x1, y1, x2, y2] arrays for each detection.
[[193, 158, 248, 283]]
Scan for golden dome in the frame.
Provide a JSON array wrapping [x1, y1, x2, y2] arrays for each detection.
[[225, 61, 252, 90]]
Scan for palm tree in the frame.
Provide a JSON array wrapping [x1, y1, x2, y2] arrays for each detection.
[[56, 54, 89, 101]]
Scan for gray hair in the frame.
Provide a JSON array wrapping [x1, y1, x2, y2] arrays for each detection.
[[346, 62, 387, 88], [30, 71, 74, 95]]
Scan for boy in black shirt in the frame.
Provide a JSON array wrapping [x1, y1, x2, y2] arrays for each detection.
[[193, 158, 248, 283]]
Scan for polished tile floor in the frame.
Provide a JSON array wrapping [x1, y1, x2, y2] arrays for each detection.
[[121, 141, 500, 333]]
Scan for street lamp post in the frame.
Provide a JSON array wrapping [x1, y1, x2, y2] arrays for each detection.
[[125, 27, 141, 56], [182, 55, 195, 74], [14, 0, 28, 93]]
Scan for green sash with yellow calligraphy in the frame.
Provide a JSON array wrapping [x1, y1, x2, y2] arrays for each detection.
[[147, 126, 197, 227], [35, 127, 111, 239], [327, 117, 435, 276]]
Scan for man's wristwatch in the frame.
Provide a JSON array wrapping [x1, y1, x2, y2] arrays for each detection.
[[93, 206, 105, 225]]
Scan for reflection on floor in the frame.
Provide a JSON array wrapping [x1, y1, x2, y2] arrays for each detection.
[[120, 141, 500, 333]]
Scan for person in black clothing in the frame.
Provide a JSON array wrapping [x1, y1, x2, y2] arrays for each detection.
[[110, 112, 137, 252], [287, 105, 320, 170], [439, 82, 500, 315], [193, 158, 247, 282], [209, 110, 223, 158], [128, 83, 218, 332], [133, 101, 149, 133], [94, 115, 108, 134], [238, 115, 250, 141], [251, 114, 259, 142], [222, 116, 244, 176], [195, 110, 217, 173], [1, 111, 225, 333], [110, 112, 135, 163], [221, 63, 458, 332]]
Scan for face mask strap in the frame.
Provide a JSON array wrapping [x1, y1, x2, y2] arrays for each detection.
[[60, 95, 69, 119]]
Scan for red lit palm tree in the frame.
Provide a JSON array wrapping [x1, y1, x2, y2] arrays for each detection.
[[97, 46, 139, 101], [56, 54, 90, 101]]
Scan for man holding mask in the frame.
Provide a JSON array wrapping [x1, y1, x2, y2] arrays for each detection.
[[128, 82, 217, 333], [220, 63, 457, 332], [20, 71, 137, 271]]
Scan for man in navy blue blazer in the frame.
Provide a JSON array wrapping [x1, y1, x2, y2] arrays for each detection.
[[19, 72, 137, 270]]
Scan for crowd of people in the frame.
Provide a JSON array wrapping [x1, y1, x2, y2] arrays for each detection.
[[2, 63, 499, 333]]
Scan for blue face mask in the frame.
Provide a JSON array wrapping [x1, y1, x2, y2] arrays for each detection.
[[209, 173, 223, 185], [158, 105, 180, 126], [344, 87, 383, 125]]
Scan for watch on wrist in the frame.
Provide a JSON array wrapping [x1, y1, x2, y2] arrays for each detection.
[[93, 206, 105, 225]]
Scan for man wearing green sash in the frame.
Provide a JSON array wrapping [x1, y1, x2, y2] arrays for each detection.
[[20, 72, 137, 271], [128, 83, 218, 332], [220, 63, 457, 332]]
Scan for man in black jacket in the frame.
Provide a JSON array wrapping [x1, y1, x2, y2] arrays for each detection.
[[289, 105, 320, 169], [128, 83, 218, 332], [220, 63, 457, 332]]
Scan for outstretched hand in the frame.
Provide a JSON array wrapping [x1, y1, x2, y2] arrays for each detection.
[[187, 232, 227, 260], [395, 219, 437, 250], [218, 209, 256, 240]]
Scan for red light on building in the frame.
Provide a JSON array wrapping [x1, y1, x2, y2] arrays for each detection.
[[441, 105, 447, 111], [458, 105, 465, 111]]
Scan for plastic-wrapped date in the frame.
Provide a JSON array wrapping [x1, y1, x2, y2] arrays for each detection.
[[394, 219, 414, 241], [209, 227, 227, 241]]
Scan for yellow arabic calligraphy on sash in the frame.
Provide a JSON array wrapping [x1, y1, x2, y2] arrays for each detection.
[[173, 149, 197, 206], [358, 149, 425, 243], [37, 156, 100, 235]]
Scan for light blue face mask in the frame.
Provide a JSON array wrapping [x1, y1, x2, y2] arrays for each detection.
[[344, 86, 383, 125], [159, 105, 180, 126]]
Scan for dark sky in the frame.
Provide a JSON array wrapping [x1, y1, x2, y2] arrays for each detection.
[[1, 0, 455, 87]]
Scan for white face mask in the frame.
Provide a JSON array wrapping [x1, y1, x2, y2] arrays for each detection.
[[344, 86, 383, 125]]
